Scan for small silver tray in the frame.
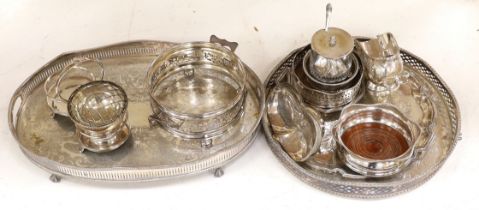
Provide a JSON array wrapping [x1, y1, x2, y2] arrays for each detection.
[[8, 40, 264, 182], [262, 44, 461, 198]]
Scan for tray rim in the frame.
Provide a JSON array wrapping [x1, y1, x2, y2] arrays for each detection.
[[8, 40, 265, 182], [261, 43, 461, 199]]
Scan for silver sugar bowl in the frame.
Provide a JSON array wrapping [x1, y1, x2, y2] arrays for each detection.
[[289, 3, 363, 113], [307, 3, 355, 83], [68, 81, 130, 153]]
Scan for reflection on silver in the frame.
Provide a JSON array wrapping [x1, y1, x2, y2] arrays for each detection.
[[44, 57, 104, 117], [147, 36, 246, 141], [357, 33, 403, 93], [333, 104, 421, 177], [266, 83, 322, 162], [68, 81, 130, 153]]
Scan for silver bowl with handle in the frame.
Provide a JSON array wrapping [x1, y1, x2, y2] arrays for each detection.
[[147, 35, 247, 141], [44, 57, 104, 117]]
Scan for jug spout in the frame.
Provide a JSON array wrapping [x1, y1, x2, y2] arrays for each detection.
[[358, 33, 400, 59]]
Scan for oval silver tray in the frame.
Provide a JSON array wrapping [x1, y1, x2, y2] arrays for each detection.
[[262, 44, 461, 198], [8, 40, 265, 182]]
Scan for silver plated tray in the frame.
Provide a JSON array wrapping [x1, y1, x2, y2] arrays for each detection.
[[8, 40, 265, 182], [262, 44, 461, 198]]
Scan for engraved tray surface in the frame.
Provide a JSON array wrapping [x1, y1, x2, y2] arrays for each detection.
[[262, 45, 461, 198], [8, 41, 265, 182]]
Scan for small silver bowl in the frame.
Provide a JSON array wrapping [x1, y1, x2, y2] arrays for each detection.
[[147, 36, 246, 140], [68, 81, 130, 153], [266, 83, 323, 162], [44, 58, 104, 117], [289, 52, 363, 113], [333, 104, 421, 177]]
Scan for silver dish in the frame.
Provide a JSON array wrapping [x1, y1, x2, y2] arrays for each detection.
[[266, 83, 322, 162], [44, 57, 104, 117], [68, 81, 130, 153], [263, 44, 460, 198], [7, 40, 264, 182], [333, 104, 421, 177], [147, 37, 246, 140]]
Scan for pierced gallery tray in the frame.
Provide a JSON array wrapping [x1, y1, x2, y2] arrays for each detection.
[[8, 40, 265, 182], [262, 44, 461, 198]]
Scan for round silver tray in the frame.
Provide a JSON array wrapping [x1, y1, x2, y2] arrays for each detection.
[[262, 44, 461, 198], [8, 40, 265, 182]]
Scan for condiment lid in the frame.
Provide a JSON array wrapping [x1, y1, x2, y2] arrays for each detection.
[[310, 3, 354, 59], [311, 28, 354, 59]]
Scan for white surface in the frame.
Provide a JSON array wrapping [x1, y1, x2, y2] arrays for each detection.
[[0, 0, 477, 209]]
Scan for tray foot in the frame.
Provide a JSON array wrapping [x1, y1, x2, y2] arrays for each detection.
[[49, 174, 62, 183], [213, 167, 224, 177]]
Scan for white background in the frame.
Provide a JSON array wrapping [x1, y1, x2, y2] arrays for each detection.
[[0, 0, 478, 209]]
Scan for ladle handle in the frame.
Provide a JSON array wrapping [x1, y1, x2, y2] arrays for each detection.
[[325, 3, 332, 31], [210, 35, 238, 52]]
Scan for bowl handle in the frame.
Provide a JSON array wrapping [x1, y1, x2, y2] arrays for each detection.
[[210, 35, 238, 52], [54, 57, 105, 104]]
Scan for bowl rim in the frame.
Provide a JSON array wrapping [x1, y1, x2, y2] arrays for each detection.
[[147, 41, 247, 119], [333, 104, 417, 163]]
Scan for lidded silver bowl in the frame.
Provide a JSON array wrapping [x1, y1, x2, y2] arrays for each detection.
[[289, 4, 363, 113], [68, 81, 130, 153], [44, 57, 104, 117], [147, 35, 246, 141], [307, 3, 355, 83]]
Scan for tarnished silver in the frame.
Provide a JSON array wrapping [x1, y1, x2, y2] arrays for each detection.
[[333, 104, 421, 177], [7, 40, 264, 181], [68, 81, 130, 153], [308, 3, 354, 83], [357, 33, 403, 93], [147, 36, 246, 140], [290, 47, 364, 112], [263, 44, 459, 198], [266, 83, 322, 162], [44, 57, 104, 117]]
